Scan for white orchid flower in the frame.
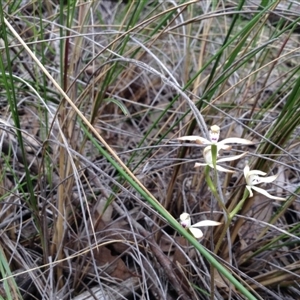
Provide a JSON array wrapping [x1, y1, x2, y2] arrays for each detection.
[[194, 146, 248, 173], [243, 164, 285, 200], [177, 125, 254, 149], [180, 212, 221, 239]]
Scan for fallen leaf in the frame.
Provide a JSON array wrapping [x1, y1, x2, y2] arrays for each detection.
[[93, 246, 133, 281]]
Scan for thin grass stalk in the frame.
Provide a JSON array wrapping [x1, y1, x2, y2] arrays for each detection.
[[0, 7, 38, 214], [203, 0, 246, 95], [245, 221, 300, 263], [0, 246, 20, 299], [256, 193, 297, 240], [89, 0, 178, 125]]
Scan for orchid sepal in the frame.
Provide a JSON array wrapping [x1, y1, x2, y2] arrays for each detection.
[[250, 186, 286, 201]]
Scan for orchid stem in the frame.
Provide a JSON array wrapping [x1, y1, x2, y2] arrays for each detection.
[[214, 189, 250, 254], [204, 166, 228, 215], [229, 189, 249, 219], [214, 218, 231, 254]]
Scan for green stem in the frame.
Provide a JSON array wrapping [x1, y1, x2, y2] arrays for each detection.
[[214, 218, 232, 254], [211, 144, 217, 169], [230, 189, 250, 219], [214, 189, 249, 253], [214, 189, 249, 260], [204, 166, 228, 215]]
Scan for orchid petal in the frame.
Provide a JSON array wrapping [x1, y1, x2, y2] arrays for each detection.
[[189, 228, 204, 239], [256, 174, 278, 184], [251, 186, 285, 200], [180, 212, 190, 221], [219, 137, 254, 145], [247, 170, 267, 177], [192, 220, 221, 228], [203, 146, 217, 162], [194, 162, 207, 168], [246, 185, 254, 197], [214, 165, 236, 173], [244, 164, 250, 178], [180, 213, 191, 227], [177, 136, 211, 145], [217, 152, 247, 163], [195, 145, 246, 172]]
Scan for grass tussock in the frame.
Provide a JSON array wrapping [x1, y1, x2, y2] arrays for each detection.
[[0, 1, 300, 299]]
